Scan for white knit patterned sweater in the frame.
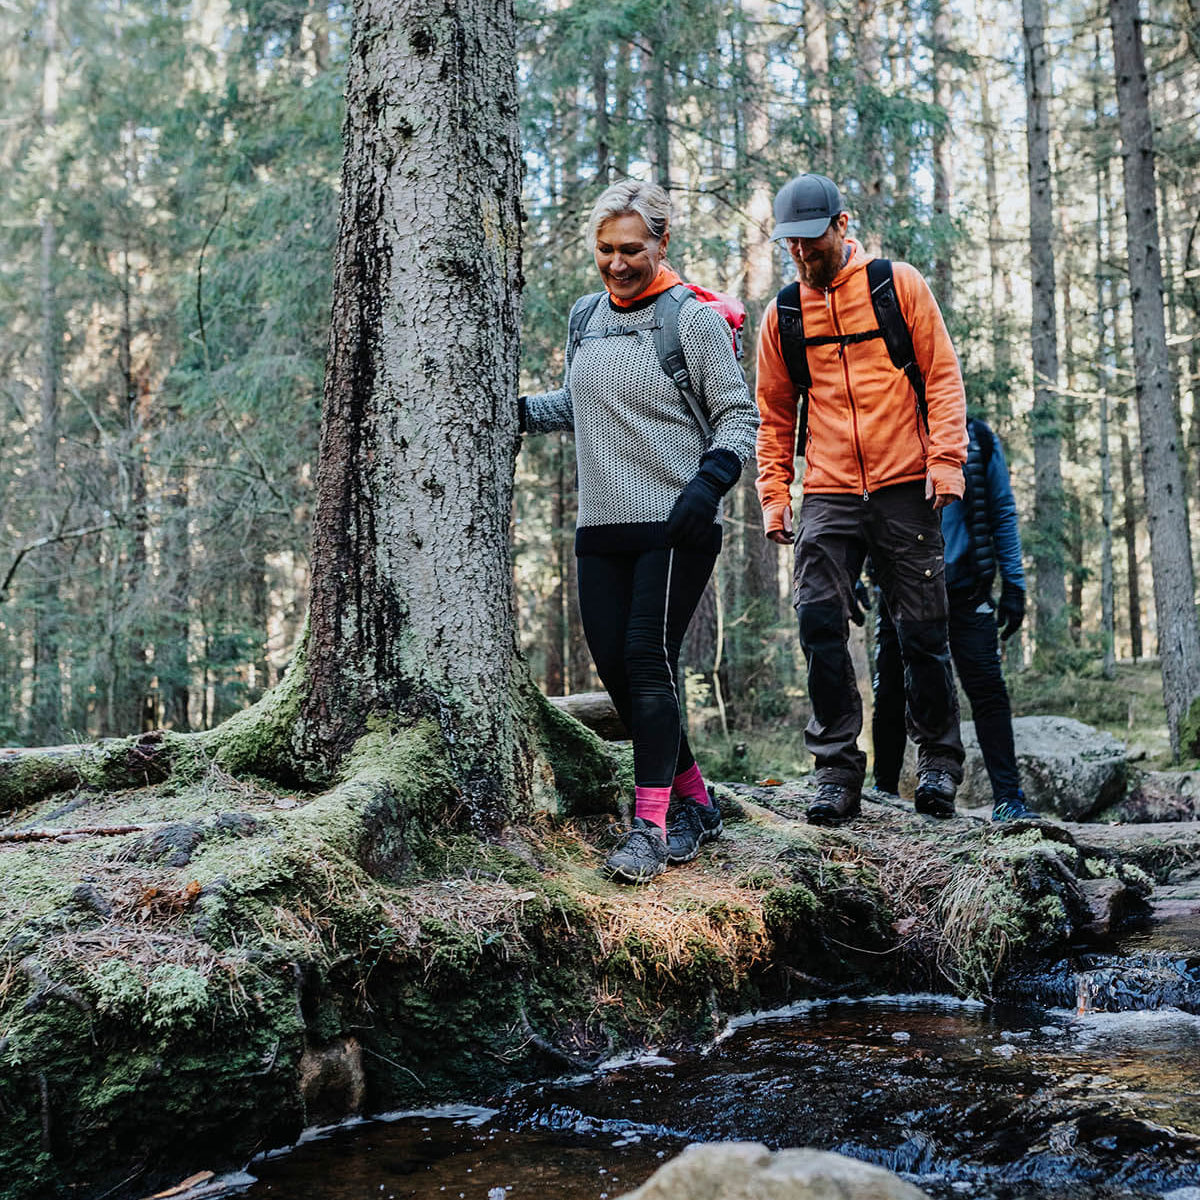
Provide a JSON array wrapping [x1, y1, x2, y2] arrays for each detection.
[[524, 291, 759, 554]]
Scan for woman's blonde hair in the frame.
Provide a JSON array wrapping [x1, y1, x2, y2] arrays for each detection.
[[586, 179, 672, 248]]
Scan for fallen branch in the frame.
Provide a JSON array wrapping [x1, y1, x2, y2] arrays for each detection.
[[1, 520, 120, 603], [0, 825, 147, 843]]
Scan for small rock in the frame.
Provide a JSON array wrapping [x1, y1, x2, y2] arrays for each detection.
[[70, 883, 112, 918], [1077, 877, 1129, 938]]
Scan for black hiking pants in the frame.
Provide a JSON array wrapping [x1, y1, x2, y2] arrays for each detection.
[[793, 482, 964, 789], [873, 586, 1019, 800], [577, 547, 717, 788]]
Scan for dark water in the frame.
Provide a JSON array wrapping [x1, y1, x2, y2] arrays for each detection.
[[232, 918, 1200, 1200]]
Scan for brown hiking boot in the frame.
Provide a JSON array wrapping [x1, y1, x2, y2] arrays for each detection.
[[806, 782, 862, 825]]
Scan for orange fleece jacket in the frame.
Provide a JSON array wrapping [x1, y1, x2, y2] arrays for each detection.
[[755, 240, 967, 536]]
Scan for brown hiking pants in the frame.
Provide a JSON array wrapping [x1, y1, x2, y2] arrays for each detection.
[[793, 481, 964, 788]]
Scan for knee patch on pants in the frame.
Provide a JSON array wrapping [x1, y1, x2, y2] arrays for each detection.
[[894, 616, 949, 659], [798, 602, 846, 652]]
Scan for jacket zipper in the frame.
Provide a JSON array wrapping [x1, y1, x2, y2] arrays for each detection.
[[828, 286, 869, 500]]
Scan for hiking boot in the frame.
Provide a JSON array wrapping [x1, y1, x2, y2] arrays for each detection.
[[666, 794, 723, 864], [992, 793, 1041, 822], [806, 782, 862, 825], [914, 769, 957, 818], [601, 817, 668, 884]]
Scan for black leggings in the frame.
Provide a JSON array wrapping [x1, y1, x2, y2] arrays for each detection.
[[577, 547, 718, 788]]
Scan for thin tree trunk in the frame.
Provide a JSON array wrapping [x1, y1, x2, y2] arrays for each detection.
[[1110, 0, 1200, 756], [804, 0, 834, 169], [613, 42, 632, 178], [646, 28, 671, 191], [1059, 190, 1083, 646], [931, 0, 953, 309], [161, 431, 191, 730], [1119, 409, 1144, 661], [31, 0, 62, 744], [1022, 0, 1068, 653], [1095, 49, 1116, 680], [592, 43, 610, 185], [979, 56, 1013, 427], [854, 0, 885, 252]]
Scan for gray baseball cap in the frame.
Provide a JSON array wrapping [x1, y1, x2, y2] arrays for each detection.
[[770, 173, 845, 240]]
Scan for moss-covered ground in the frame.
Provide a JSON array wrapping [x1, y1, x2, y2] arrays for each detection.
[[0, 758, 1192, 1200]]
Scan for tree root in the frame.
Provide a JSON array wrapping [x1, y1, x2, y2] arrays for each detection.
[[517, 1004, 610, 1073], [21, 957, 94, 1023], [0, 826, 148, 844]]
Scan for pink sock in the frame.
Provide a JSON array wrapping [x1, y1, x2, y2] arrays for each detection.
[[634, 786, 671, 832], [673, 762, 712, 806]]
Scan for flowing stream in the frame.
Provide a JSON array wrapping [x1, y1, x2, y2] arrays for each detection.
[[233, 916, 1200, 1200]]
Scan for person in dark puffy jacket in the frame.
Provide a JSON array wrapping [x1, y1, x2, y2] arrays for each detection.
[[519, 179, 759, 883], [870, 416, 1036, 822]]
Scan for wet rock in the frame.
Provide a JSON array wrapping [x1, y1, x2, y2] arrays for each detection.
[[298, 1036, 365, 1127], [616, 1142, 931, 1199], [1077, 878, 1130, 938], [1101, 770, 1200, 823]]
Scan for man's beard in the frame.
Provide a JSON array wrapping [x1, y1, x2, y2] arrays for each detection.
[[799, 240, 844, 289]]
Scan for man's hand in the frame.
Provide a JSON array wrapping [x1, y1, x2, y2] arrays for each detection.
[[767, 506, 795, 544], [926, 471, 959, 511]]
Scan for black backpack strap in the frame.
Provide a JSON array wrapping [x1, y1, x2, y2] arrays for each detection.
[[775, 281, 810, 458], [866, 258, 927, 431], [565, 291, 606, 381], [652, 285, 713, 444]]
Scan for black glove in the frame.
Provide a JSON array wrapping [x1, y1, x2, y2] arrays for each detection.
[[516, 395, 528, 433], [997, 580, 1025, 641], [666, 449, 742, 548], [850, 578, 871, 627]]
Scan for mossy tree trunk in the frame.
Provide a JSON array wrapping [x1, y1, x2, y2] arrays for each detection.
[[293, 0, 527, 806]]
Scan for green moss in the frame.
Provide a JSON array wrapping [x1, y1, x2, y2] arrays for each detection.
[[201, 634, 309, 781], [530, 691, 626, 816]]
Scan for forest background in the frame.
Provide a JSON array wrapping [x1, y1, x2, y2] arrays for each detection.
[[2, 0, 1198, 773]]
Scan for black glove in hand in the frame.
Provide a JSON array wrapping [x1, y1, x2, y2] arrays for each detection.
[[997, 580, 1026, 641], [850, 578, 871, 627], [516, 395, 528, 433], [666, 449, 742, 548]]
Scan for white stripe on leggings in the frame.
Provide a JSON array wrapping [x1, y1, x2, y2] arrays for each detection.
[[663, 547, 676, 694]]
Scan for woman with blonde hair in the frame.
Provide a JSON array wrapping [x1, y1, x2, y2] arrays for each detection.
[[519, 180, 758, 883]]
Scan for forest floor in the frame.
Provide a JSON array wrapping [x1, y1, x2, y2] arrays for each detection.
[[2, 739, 1199, 1199]]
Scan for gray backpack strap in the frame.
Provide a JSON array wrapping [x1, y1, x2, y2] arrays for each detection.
[[652, 285, 714, 444], [565, 291, 606, 381]]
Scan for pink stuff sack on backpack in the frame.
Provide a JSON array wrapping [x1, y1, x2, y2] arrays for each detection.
[[682, 283, 747, 361]]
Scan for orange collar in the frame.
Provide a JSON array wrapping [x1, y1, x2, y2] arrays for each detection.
[[608, 265, 682, 308]]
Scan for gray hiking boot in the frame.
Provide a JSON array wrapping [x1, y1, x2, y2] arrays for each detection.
[[666, 794, 723, 864], [806, 782, 862, 825], [914, 769, 957, 818], [601, 817, 669, 884]]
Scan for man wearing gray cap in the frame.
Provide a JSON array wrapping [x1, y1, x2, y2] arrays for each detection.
[[754, 173, 968, 824]]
